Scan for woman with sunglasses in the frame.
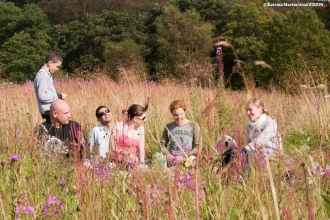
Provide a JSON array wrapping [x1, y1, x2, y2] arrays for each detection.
[[110, 103, 148, 166], [160, 100, 200, 165], [88, 106, 114, 160]]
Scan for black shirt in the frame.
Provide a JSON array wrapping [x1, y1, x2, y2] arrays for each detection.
[[38, 120, 85, 156]]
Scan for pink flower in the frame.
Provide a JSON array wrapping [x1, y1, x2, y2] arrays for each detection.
[[60, 179, 65, 185], [48, 196, 58, 205], [10, 154, 19, 161]]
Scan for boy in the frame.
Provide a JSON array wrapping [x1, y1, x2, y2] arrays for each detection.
[[34, 51, 67, 121]]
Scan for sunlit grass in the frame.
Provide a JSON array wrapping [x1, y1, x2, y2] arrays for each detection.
[[0, 73, 329, 219]]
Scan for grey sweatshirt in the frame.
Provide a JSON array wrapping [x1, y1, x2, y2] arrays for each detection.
[[34, 67, 62, 114], [246, 114, 282, 155]]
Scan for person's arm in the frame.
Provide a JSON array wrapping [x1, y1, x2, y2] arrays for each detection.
[[244, 124, 253, 151], [35, 122, 49, 141], [57, 93, 67, 100], [88, 129, 96, 159], [246, 118, 278, 151], [159, 126, 170, 155], [190, 121, 201, 155], [110, 122, 123, 153], [139, 126, 145, 164]]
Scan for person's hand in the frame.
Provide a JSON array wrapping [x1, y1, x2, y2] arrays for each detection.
[[189, 148, 198, 156], [83, 159, 92, 169], [229, 139, 237, 148], [166, 154, 175, 165], [243, 145, 252, 151], [61, 93, 68, 100]]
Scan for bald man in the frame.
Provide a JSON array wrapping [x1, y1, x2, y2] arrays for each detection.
[[38, 99, 85, 157]]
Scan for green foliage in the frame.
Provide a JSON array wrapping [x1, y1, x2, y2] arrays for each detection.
[[54, 11, 147, 74], [284, 129, 319, 150], [103, 39, 147, 79], [37, 0, 170, 25], [223, 2, 281, 87], [173, 0, 231, 35], [154, 5, 214, 79], [315, 5, 330, 31], [18, 4, 52, 37], [0, 2, 22, 45], [0, 31, 50, 81], [0, 3, 52, 82], [322, 191, 330, 216], [0, 3, 52, 43], [262, 9, 330, 87]]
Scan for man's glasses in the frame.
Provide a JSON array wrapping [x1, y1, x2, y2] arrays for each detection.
[[98, 109, 110, 118], [136, 116, 146, 121]]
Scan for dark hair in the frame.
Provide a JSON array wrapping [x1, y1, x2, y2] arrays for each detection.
[[126, 104, 148, 120], [169, 100, 186, 113], [95, 105, 108, 118], [45, 51, 63, 64]]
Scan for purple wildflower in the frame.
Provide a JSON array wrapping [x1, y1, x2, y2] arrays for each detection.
[[326, 165, 330, 176], [42, 204, 49, 216], [216, 46, 222, 55], [10, 154, 19, 161], [27, 206, 35, 215], [185, 172, 193, 181], [48, 196, 57, 205], [193, 77, 198, 83], [93, 163, 100, 171], [15, 206, 20, 214], [21, 206, 27, 215], [60, 178, 65, 185], [151, 189, 162, 198], [59, 202, 64, 210], [53, 210, 60, 217]]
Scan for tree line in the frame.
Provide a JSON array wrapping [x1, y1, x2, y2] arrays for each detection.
[[0, 0, 330, 89]]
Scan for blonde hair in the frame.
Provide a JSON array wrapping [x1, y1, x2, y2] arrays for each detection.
[[247, 98, 270, 115]]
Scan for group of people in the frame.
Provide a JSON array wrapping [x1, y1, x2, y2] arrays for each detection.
[[34, 51, 283, 169]]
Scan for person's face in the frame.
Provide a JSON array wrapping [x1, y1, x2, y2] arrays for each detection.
[[97, 107, 112, 124], [54, 103, 71, 125], [246, 103, 263, 122], [134, 113, 146, 127], [48, 61, 62, 74], [171, 108, 186, 126]]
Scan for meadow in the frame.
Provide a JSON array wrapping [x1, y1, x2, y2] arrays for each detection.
[[0, 73, 329, 219]]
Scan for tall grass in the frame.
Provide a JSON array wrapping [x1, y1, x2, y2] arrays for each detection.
[[0, 71, 329, 219]]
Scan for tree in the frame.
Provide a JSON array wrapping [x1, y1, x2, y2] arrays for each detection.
[[0, 31, 50, 81], [0, 2, 22, 45], [173, 0, 231, 36], [262, 9, 330, 87], [103, 39, 147, 80], [153, 5, 214, 79], [315, 4, 330, 31], [37, 0, 170, 25], [0, 3, 52, 81], [222, 2, 281, 88], [54, 11, 148, 74]]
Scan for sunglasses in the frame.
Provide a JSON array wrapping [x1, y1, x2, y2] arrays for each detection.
[[135, 116, 146, 121], [98, 109, 110, 118]]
